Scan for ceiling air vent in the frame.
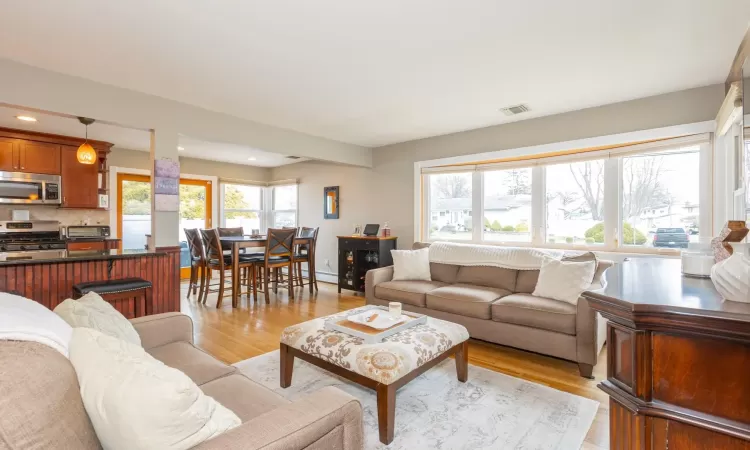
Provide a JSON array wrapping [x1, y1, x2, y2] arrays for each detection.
[[500, 104, 530, 116], [286, 156, 301, 160]]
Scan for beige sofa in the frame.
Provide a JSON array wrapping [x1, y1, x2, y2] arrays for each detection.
[[0, 312, 364, 450], [365, 243, 612, 378]]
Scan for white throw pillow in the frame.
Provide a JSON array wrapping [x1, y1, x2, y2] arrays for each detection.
[[391, 247, 432, 281], [69, 328, 241, 450], [532, 255, 596, 305], [54, 292, 141, 346]]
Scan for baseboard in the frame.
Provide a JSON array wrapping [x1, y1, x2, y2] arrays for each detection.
[[298, 268, 338, 284]]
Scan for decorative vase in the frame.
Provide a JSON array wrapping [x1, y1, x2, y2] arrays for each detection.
[[710, 242, 750, 303]]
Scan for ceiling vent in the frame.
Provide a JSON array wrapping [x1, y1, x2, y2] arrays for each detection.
[[286, 156, 301, 160], [500, 104, 530, 116]]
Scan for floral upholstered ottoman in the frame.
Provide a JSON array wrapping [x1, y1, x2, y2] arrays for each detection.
[[279, 305, 470, 444]]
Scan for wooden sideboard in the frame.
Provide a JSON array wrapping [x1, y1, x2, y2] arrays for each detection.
[[583, 258, 750, 449], [337, 236, 397, 293]]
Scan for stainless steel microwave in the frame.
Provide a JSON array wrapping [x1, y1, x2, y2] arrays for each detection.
[[0, 172, 61, 205]]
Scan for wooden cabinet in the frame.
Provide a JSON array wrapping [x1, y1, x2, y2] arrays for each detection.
[[338, 236, 397, 293], [67, 241, 107, 251], [584, 259, 750, 449], [0, 138, 16, 172], [19, 141, 60, 174], [61, 145, 99, 208]]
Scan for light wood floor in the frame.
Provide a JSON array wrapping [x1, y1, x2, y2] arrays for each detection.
[[180, 280, 609, 449]]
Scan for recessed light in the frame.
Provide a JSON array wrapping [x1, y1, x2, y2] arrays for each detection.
[[177, 146, 184, 151], [15, 115, 37, 122], [247, 157, 257, 161]]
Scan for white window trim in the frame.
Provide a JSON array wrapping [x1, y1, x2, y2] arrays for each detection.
[[270, 183, 299, 228], [417, 122, 714, 255]]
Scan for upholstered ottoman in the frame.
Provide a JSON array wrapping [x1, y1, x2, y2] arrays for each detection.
[[280, 305, 470, 444]]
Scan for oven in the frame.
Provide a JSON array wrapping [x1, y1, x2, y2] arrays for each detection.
[[0, 172, 61, 205]]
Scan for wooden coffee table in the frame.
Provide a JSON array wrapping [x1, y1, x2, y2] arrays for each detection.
[[279, 306, 470, 445]]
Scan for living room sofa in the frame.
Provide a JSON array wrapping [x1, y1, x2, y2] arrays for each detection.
[[365, 243, 612, 378], [0, 312, 364, 450]]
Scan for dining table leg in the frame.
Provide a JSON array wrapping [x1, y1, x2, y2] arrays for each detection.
[[231, 241, 240, 308]]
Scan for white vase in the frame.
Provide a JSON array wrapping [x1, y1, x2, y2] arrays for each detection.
[[711, 242, 750, 303]]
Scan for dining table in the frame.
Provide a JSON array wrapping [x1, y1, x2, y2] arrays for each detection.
[[219, 235, 313, 307]]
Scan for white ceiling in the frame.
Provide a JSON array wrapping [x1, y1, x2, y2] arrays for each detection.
[[0, 105, 306, 167], [0, 1, 748, 148]]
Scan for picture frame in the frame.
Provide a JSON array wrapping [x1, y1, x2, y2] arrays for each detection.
[[324, 186, 339, 219]]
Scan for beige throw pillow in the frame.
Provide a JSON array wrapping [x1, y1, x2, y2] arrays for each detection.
[[69, 328, 241, 450], [532, 255, 596, 305], [54, 292, 141, 346], [391, 247, 432, 281]]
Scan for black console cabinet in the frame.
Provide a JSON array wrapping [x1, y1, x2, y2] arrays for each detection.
[[337, 236, 397, 293]]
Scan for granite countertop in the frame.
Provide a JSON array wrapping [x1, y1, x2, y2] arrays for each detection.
[[584, 258, 750, 322], [0, 249, 165, 266]]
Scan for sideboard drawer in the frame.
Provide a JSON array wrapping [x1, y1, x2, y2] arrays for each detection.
[[606, 322, 650, 399]]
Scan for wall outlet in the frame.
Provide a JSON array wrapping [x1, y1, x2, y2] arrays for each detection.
[[324, 259, 330, 267]]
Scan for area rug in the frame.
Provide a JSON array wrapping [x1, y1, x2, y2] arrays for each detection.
[[234, 351, 598, 450]]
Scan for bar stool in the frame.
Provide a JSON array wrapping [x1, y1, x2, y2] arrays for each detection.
[[72, 278, 153, 318], [184, 228, 206, 302], [294, 227, 319, 293]]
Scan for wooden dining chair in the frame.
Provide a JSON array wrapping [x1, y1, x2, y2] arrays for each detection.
[[199, 228, 255, 308], [183, 228, 207, 302], [254, 227, 297, 303], [294, 227, 319, 293]]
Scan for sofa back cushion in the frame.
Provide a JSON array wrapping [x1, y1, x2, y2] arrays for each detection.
[[430, 263, 459, 283], [0, 340, 102, 449], [515, 270, 540, 294], [455, 266, 518, 291]]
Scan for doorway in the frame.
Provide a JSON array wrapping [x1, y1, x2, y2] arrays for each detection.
[[116, 173, 213, 278]]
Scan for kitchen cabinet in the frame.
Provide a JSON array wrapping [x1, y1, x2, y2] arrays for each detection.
[[19, 141, 61, 174], [67, 240, 107, 251], [61, 145, 98, 208], [0, 138, 15, 172]]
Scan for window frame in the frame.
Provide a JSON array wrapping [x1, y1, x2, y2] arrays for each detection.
[[420, 136, 712, 255], [220, 182, 265, 232], [270, 184, 299, 229]]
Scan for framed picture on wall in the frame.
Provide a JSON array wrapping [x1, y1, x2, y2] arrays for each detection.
[[324, 186, 339, 219]]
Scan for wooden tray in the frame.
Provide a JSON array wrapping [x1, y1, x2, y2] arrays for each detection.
[[324, 307, 427, 344]]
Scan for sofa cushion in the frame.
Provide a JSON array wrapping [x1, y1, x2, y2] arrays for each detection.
[[515, 270, 540, 294], [200, 374, 289, 422], [0, 341, 101, 450], [148, 341, 237, 385], [69, 328, 241, 450], [491, 293, 577, 335], [55, 292, 141, 346], [430, 263, 460, 283], [455, 266, 518, 291], [426, 283, 511, 319], [374, 280, 447, 307]]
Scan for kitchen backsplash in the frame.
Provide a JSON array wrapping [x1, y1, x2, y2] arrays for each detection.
[[0, 206, 109, 226]]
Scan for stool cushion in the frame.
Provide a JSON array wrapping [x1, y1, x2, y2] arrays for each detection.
[[54, 292, 141, 347], [73, 278, 152, 295]]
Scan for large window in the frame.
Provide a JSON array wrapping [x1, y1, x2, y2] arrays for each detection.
[[420, 136, 711, 253], [545, 160, 604, 246], [222, 183, 263, 234], [483, 169, 532, 242], [428, 173, 473, 240], [272, 184, 298, 228], [621, 148, 700, 249]]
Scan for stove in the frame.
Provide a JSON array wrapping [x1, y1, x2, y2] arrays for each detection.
[[0, 220, 66, 252]]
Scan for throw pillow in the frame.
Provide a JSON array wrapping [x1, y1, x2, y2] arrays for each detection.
[[532, 255, 596, 305], [391, 247, 432, 281], [69, 328, 241, 450], [54, 292, 141, 346]]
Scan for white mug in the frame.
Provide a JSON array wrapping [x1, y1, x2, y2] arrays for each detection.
[[388, 302, 402, 318]]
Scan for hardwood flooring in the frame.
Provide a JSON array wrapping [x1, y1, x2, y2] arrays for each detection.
[[180, 280, 609, 449]]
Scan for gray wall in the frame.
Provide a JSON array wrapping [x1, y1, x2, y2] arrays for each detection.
[[272, 84, 725, 276]]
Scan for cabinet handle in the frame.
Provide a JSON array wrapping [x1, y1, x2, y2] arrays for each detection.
[[20, 166, 24, 170]]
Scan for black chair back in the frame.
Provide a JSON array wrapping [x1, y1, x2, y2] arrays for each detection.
[[184, 228, 204, 261], [217, 227, 244, 251], [199, 229, 225, 266], [264, 228, 297, 263]]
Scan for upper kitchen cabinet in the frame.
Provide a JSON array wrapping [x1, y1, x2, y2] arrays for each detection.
[[61, 145, 98, 208], [0, 137, 16, 172], [19, 141, 61, 174]]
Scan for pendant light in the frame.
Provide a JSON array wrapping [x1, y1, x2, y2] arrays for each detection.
[[77, 117, 97, 165]]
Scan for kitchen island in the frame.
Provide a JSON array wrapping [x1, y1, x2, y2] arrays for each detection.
[[0, 247, 180, 316]]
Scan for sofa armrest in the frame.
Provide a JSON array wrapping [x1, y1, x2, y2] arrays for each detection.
[[365, 266, 394, 302], [194, 386, 363, 450], [129, 312, 194, 350], [575, 260, 614, 371]]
